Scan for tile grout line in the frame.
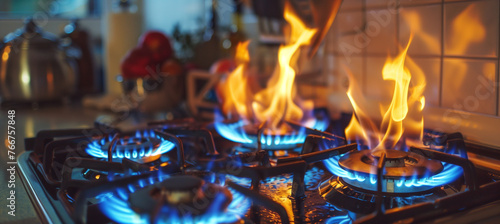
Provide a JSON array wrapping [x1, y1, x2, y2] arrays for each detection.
[[362, 0, 367, 96], [497, 0, 500, 116], [396, 0, 400, 56], [439, 0, 445, 108]]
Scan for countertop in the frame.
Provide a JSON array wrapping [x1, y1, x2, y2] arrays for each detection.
[[0, 104, 110, 224]]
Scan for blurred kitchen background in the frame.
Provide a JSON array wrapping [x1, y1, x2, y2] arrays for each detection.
[[1, 0, 500, 223], [1, 0, 499, 155], [0, 0, 499, 169]]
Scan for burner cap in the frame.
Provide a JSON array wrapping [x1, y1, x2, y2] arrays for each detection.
[[158, 175, 205, 204], [336, 149, 444, 194], [371, 149, 408, 167], [128, 175, 232, 218], [371, 149, 407, 159], [339, 149, 443, 179], [161, 175, 204, 192]]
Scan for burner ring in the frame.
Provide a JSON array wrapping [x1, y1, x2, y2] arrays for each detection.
[[240, 123, 307, 150], [113, 137, 158, 152], [101, 136, 162, 162], [340, 175, 436, 194], [85, 130, 175, 162], [339, 149, 443, 179], [214, 116, 329, 150]]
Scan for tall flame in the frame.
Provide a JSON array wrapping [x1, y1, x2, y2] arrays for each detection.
[[346, 36, 426, 151], [218, 3, 317, 131]]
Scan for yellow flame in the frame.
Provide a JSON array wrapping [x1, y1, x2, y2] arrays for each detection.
[[252, 4, 316, 129], [344, 64, 380, 148], [419, 97, 425, 111], [345, 36, 426, 151], [218, 41, 253, 118], [218, 3, 317, 131]]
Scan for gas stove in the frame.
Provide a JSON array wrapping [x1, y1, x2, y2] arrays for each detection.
[[17, 116, 500, 224]]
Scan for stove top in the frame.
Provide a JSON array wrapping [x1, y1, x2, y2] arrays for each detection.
[[17, 117, 500, 223]]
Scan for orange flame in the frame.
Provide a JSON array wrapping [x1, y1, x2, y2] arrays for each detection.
[[346, 36, 426, 151], [218, 3, 317, 131], [219, 41, 252, 118]]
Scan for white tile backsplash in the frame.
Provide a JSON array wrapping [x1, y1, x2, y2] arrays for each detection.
[[339, 0, 364, 11], [365, 0, 398, 9], [365, 8, 398, 55], [444, 0, 499, 57], [332, 10, 365, 56], [365, 56, 394, 102], [408, 57, 441, 106], [399, 4, 442, 56], [326, 0, 500, 118], [442, 58, 497, 115]]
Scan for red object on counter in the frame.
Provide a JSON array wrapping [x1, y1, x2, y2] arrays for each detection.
[[161, 58, 184, 76], [120, 47, 154, 79], [184, 62, 198, 72], [138, 31, 173, 64]]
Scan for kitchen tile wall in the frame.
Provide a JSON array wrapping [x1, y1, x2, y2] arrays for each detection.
[[326, 0, 500, 117]]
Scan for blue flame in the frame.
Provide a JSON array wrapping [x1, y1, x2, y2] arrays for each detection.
[[325, 215, 352, 224], [323, 148, 465, 188], [85, 130, 175, 160], [99, 191, 146, 223], [215, 120, 253, 144], [214, 113, 329, 147], [98, 173, 250, 224]]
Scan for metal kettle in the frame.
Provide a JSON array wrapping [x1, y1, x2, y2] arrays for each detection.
[[0, 18, 76, 102]]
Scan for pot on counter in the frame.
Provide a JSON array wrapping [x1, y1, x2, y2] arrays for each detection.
[[0, 18, 76, 102]]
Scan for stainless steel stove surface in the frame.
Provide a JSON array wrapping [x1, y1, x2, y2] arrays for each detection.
[[17, 116, 500, 224]]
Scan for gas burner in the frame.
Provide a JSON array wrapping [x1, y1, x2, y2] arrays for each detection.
[[129, 175, 231, 217], [337, 149, 443, 194], [85, 130, 175, 163], [98, 174, 251, 224], [320, 135, 470, 215], [215, 117, 329, 151], [319, 176, 453, 214], [324, 147, 465, 194]]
